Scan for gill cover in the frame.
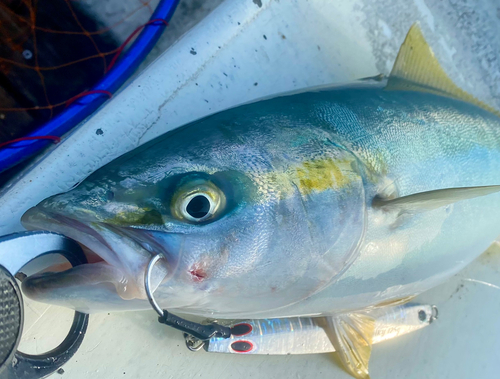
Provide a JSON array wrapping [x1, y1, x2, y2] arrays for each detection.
[[152, 145, 367, 315]]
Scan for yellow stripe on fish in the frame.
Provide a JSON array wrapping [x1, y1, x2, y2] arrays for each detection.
[[264, 157, 359, 199], [293, 158, 357, 195]]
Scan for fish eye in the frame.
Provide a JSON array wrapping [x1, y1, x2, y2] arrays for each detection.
[[184, 194, 213, 220], [171, 177, 226, 223]]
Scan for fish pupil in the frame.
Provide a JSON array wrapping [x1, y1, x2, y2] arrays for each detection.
[[186, 195, 211, 219]]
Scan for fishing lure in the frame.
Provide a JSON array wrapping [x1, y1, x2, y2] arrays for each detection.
[[196, 303, 438, 355]]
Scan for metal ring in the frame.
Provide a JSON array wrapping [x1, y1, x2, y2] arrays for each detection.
[[0, 232, 89, 379], [145, 254, 165, 317], [184, 333, 205, 352], [430, 305, 439, 323]]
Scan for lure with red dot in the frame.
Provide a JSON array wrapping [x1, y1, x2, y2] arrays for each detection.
[[205, 303, 437, 355]]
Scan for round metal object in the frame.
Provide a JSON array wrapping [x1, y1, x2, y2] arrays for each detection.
[[145, 254, 165, 317], [430, 305, 439, 323], [184, 333, 206, 352], [0, 266, 22, 375], [0, 231, 89, 379]]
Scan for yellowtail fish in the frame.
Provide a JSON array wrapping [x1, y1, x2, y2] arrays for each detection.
[[21, 24, 500, 378]]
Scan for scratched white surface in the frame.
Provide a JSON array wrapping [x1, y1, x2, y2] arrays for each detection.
[[4, 0, 500, 378]]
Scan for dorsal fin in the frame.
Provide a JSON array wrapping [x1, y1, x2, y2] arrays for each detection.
[[386, 23, 500, 117]]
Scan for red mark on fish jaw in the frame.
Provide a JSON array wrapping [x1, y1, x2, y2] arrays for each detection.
[[189, 266, 207, 282]]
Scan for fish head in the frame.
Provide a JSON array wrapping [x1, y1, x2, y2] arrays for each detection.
[[21, 107, 366, 316]]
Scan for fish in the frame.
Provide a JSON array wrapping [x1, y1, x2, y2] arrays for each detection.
[[20, 24, 500, 378]]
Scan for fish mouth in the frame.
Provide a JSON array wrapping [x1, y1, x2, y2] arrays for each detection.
[[20, 207, 174, 312]]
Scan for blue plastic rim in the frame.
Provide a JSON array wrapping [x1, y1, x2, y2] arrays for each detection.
[[0, 0, 180, 174]]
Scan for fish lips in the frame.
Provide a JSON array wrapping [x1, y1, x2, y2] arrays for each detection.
[[20, 206, 176, 309]]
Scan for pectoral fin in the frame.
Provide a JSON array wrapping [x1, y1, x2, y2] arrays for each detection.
[[373, 185, 500, 214], [322, 311, 376, 379]]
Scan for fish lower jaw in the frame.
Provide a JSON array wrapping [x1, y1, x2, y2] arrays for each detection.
[[61, 244, 149, 301], [112, 270, 146, 300]]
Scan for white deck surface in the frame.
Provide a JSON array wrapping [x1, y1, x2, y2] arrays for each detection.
[[1, 0, 499, 377]]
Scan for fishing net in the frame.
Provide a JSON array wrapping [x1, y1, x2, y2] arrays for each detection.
[[0, 0, 160, 145]]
